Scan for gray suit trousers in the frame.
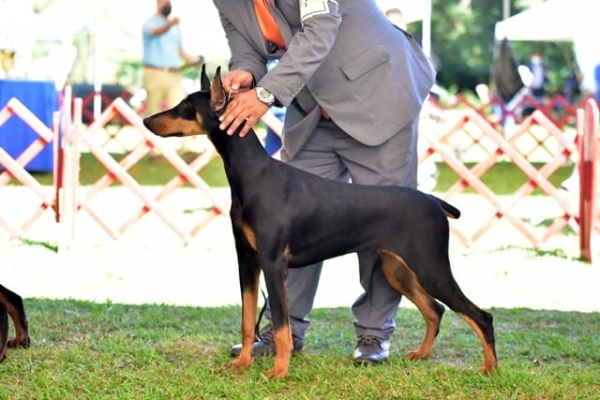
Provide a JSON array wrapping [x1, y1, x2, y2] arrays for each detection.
[[261, 115, 419, 341]]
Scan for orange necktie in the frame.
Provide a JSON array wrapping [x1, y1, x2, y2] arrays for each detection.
[[254, 0, 286, 49]]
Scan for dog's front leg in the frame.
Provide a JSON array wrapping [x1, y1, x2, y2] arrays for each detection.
[[261, 263, 293, 379], [228, 235, 261, 372]]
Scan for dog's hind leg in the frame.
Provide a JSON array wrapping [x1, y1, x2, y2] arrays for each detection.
[[0, 284, 30, 349], [416, 265, 498, 375], [379, 251, 445, 361], [434, 288, 497, 374], [457, 309, 496, 374], [228, 227, 262, 372]]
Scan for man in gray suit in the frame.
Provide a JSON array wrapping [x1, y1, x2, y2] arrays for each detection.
[[214, 0, 435, 364]]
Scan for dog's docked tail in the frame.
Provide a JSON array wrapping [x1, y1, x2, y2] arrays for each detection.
[[430, 195, 461, 219]]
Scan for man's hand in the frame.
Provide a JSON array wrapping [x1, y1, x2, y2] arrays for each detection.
[[219, 70, 268, 137], [222, 70, 254, 94], [218, 89, 269, 137], [153, 17, 180, 36]]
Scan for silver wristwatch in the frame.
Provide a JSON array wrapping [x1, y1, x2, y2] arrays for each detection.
[[255, 87, 276, 106]]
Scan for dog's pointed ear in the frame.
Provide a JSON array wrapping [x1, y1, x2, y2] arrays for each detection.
[[210, 66, 226, 113], [200, 63, 210, 91]]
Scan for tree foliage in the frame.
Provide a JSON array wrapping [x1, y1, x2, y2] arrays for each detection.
[[409, 0, 577, 95]]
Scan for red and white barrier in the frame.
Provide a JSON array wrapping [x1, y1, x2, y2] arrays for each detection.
[[0, 98, 59, 238], [421, 108, 577, 249], [1, 91, 598, 261]]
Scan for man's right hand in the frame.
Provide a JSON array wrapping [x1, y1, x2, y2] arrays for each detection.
[[222, 70, 254, 95], [153, 17, 180, 36]]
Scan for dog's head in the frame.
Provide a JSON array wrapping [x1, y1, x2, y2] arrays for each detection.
[[143, 65, 228, 138]]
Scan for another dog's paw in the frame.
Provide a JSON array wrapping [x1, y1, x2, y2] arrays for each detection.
[[8, 335, 30, 349]]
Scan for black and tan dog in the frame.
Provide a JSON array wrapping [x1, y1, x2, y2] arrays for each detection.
[[143, 66, 497, 379], [0, 284, 30, 361]]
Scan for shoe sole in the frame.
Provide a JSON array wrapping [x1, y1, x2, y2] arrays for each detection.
[[352, 357, 389, 365]]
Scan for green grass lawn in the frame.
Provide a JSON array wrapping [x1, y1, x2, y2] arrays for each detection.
[[0, 300, 598, 399], [10, 152, 574, 195]]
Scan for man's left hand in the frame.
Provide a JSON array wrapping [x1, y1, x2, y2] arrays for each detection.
[[219, 89, 269, 137]]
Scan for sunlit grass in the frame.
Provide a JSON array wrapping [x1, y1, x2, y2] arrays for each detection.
[[1, 301, 598, 399]]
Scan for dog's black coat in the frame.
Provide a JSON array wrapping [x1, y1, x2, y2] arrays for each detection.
[[143, 66, 497, 378]]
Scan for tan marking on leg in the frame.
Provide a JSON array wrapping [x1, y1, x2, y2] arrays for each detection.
[[240, 222, 257, 251], [380, 251, 441, 361], [283, 245, 294, 262], [457, 313, 498, 375], [229, 286, 259, 371], [264, 279, 292, 379], [264, 325, 293, 379]]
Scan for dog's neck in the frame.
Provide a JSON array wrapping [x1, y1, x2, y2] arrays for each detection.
[[208, 124, 273, 192]]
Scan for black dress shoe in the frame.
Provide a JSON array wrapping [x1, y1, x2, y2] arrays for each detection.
[[229, 325, 304, 357], [352, 335, 390, 365]]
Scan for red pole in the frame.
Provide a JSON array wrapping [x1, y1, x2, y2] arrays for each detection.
[[578, 99, 599, 262]]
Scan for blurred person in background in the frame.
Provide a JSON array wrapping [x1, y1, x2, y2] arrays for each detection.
[[143, 0, 205, 162], [526, 52, 549, 105]]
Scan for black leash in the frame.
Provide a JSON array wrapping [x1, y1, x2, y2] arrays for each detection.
[[255, 288, 268, 341]]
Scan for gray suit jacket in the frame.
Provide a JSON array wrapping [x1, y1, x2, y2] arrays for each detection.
[[213, 0, 435, 156]]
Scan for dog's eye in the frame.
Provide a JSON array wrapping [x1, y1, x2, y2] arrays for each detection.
[[180, 102, 195, 117]]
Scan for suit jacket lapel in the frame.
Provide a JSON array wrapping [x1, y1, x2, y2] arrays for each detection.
[[269, 2, 292, 48], [234, 0, 270, 53]]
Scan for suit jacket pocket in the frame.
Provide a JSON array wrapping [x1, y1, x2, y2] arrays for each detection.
[[282, 100, 322, 157], [340, 45, 390, 81]]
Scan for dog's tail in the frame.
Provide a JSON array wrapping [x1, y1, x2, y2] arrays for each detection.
[[430, 195, 461, 219]]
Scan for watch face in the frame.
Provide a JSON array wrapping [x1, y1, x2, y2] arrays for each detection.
[[257, 87, 274, 104]]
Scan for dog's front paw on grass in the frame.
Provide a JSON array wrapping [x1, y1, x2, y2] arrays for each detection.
[[405, 349, 431, 361], [228, 356, 252, 371], [263, 366, 288, 379], [478, 361, 499, 376]]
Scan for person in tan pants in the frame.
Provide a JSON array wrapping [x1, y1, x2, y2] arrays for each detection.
[[142, 0, 205, 161]]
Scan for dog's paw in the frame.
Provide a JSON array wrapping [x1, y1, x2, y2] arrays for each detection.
[[8, 335, 30, 349], [228, 356, 252, 371], [478, 361, 498, 375], [264, 366, 288, 379], [405, 349, 431, 361]]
